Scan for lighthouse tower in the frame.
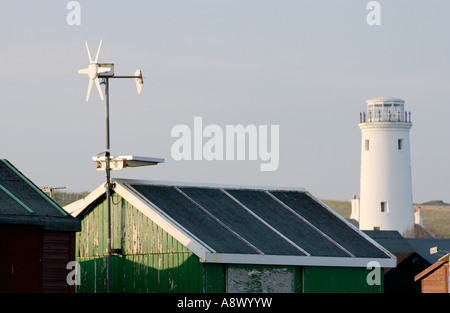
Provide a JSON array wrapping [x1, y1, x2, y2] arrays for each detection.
[[357, 97, 414, 234]]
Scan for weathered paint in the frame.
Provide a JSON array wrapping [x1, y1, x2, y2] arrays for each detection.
[[227, 265, 300, 293], [76, 193, 215, 293]]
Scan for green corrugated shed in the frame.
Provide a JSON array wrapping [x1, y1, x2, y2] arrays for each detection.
[[66, 179, 395, 293]]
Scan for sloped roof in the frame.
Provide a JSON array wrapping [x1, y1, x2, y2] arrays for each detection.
[[0, 159, 80, 231], [364, 230, 415, 254], [65, 179, 396, 267], [364, 230, 450, 265], [406, 238, 450, 264], [415, 254, 448, 282]]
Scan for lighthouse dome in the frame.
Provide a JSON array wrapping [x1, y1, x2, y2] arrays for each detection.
[[365, 97, 404, 104]]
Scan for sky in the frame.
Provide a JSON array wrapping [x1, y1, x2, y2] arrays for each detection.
[[1, 1, 450, 203]]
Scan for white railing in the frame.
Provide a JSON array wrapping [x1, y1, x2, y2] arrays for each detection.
[[360, 110, 411, 123]]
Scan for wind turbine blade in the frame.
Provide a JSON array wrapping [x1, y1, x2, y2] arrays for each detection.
[[85, 41, 93, 63], [94, 39, 102, 63], [95, 78, 104, 101], [78, 68, 89, 74], [135, 69, 143, 95], [86, 79, 93, 102]]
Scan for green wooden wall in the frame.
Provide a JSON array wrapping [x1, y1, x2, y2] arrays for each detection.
[[74, 192, 383, 293], [303, 266, 383, 293], [75, 193, 225, 293]]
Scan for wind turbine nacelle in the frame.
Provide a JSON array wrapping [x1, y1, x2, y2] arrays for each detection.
[[98, 63, 115, 77]]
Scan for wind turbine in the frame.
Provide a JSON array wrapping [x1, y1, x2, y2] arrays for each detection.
[[78, 40, 111, 101], [76, 40, 162, 293]]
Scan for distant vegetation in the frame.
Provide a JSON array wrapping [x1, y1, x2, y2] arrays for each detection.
[[47, 191, 89, 207], [52, 191, 450, 239], [417, 204, 450, 238], [420, 200, 449, 206], [321, 200, 351, 218]]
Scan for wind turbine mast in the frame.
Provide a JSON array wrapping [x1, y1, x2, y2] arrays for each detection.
[[77, 40, 154, 293]]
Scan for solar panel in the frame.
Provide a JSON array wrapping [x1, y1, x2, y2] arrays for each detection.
[[179, 187, 305, 256], [225, 189, 349, 257], [269, 191, 389, 258], [130, 185, 258, 254], [128, 182, 390, 260]]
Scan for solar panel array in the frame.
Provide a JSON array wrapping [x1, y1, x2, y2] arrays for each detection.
[[129, 184, 390, 259]]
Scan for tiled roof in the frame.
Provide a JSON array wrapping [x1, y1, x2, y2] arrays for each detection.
[[0, 159, 80, 231]]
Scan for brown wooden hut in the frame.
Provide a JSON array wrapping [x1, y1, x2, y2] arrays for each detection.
[[415, 254, 449, 293], [0, 159, 81, 292]]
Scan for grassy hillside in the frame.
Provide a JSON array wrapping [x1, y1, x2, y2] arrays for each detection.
[[418, 204, 450, 238], [321, 200, 351, 218]]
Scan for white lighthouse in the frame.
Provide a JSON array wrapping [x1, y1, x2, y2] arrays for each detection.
[[354, 97, 414, 234]]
